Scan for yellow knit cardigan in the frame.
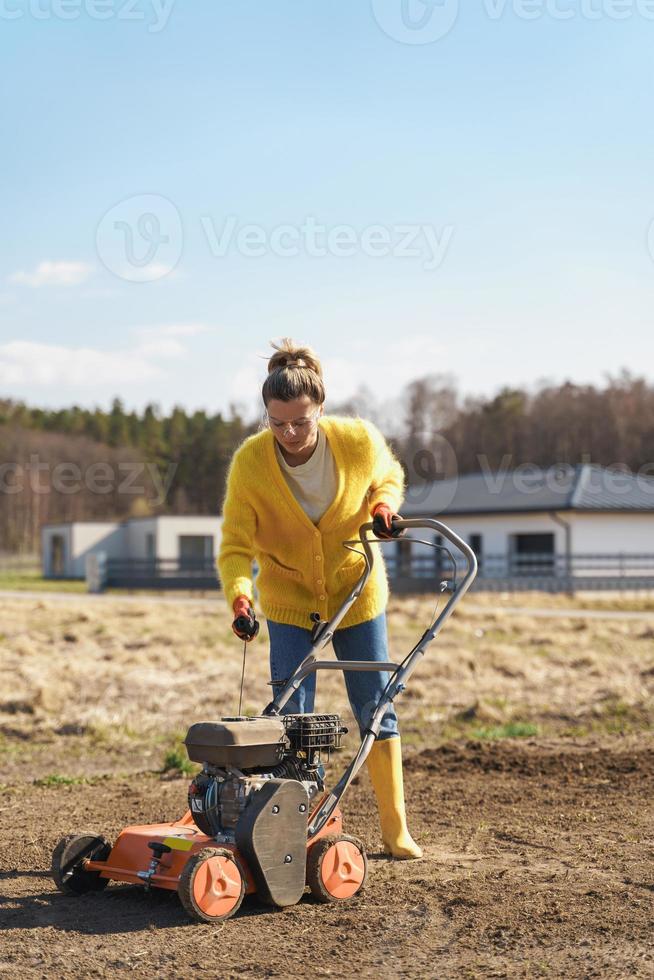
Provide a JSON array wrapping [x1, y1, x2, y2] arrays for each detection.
[[217, 415, 405, 630]]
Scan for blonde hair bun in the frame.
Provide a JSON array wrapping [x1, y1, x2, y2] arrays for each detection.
[[267, 338, 323, 378], [263, 337, 325, 405]]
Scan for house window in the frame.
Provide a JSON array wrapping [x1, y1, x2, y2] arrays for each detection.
[[146, 533, 155, 560], [50, 534, 65, 576], [469, 534, 482, 557], [469, 534, 483, 572], [397, 538, 412, 576], [179, 535, 214, 568], [511, 533, 555, 576]]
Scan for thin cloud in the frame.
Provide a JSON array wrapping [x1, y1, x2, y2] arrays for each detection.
[[135, 338, 186, 359], [131, 323, 212, 359], [135, 323, 211, 339], [0, 340, 171, 386], [9, 261, 93, 288], [109, 262, 178, 282]]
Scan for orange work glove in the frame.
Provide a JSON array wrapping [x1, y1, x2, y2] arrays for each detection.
[[232, 595, 260, 641], [371, 502, 406, 540]]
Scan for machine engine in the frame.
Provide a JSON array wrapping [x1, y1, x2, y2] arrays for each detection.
[[185, 714, 345, 838]]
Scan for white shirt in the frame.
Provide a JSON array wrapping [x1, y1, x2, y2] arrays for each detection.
[[275, 427, 338, 524]]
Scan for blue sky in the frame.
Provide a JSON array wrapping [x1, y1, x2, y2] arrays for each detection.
[[1, 0, 653, 419]]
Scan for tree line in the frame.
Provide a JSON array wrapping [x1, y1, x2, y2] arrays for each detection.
[[0, 399, 253, 554], [1, 370, 653, 554], [391, 369, 654, 484]]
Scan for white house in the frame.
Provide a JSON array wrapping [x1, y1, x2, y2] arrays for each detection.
[[399, 464, 654, 588], [40, 465, 654, 592], [41, 515, 222, 581]]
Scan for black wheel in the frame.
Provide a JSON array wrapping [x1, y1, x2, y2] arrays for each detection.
[[51, 834, 112, 895], [178, 847, 246, 923], [306, 834, 368, 903]]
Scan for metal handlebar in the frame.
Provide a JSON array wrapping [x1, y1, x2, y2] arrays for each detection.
[[264, 518, 477, 712], [261, 516, 478, 837]]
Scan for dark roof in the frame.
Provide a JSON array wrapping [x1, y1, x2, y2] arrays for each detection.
[[402, 465, 654, 516]]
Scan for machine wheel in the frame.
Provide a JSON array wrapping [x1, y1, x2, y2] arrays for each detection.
[[306, 834, 368, 903], [178, 847, 246, 923], [51, 834, 112, 895]]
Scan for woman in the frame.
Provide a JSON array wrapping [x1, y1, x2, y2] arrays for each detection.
[[218, 339, 421, 859]]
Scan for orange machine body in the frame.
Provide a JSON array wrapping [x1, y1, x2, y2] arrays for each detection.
[[84, 805, 344, 894]]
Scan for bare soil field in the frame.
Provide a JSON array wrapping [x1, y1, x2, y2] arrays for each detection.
[[1, 592, 653, 978]]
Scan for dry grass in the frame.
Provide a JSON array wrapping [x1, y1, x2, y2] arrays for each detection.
[[465, 589, 654, 613], [0, 570, 86, 593], [0, 591, 652, 783]]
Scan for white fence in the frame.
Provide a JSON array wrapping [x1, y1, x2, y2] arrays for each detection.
[[0, 553, 40, 574]]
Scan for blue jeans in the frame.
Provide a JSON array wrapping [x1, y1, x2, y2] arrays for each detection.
[[267, 612, 399, 741]]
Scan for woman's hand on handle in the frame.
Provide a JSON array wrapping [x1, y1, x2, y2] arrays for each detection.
[[371, 502, 406, 540], [232, 595, 260, 642]]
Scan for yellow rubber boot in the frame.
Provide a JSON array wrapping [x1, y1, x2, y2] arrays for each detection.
[[365, 736, 423, 859]]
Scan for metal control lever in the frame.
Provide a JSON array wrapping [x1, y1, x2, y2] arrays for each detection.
[[310, 611, 329, 643], [137, 841, 173, 887]]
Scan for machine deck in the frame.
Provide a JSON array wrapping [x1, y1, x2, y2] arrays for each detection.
[[83, 807, 344, 896]]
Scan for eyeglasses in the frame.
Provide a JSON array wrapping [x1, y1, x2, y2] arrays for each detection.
[[265, 409, 321, 437]]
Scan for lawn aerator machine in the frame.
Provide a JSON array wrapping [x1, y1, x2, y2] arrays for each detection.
[[51, 518, 477, 923]]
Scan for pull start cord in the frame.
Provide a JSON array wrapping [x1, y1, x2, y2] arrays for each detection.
[[237, 638, 247, 716]]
